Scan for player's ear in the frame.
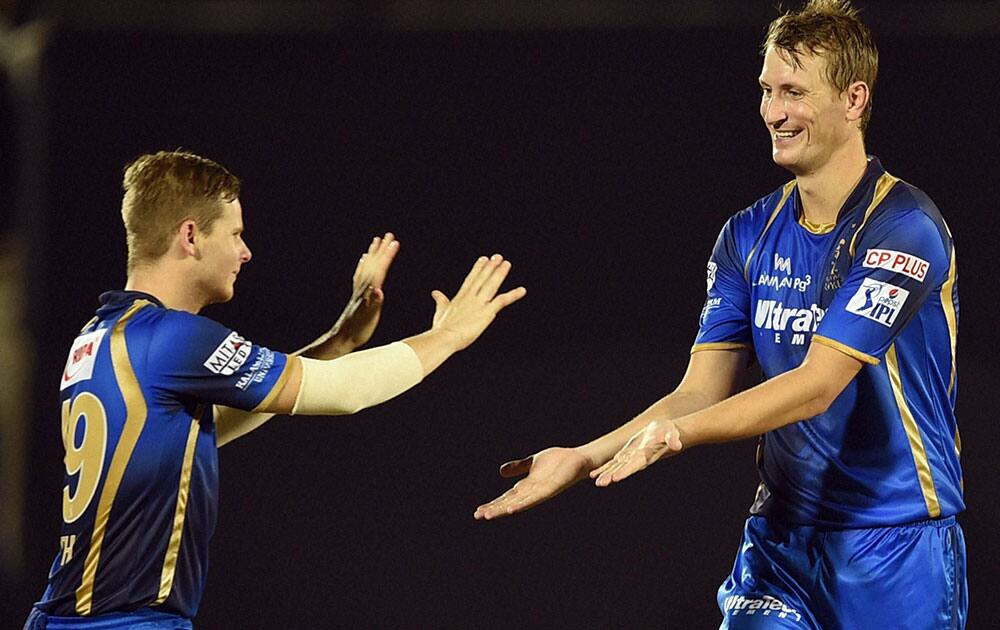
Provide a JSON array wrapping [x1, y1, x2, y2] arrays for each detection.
[[844, 80, 870, 125], [178, 220, 199, 257]]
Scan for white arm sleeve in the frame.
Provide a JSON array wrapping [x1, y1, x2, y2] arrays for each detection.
[[291, 341, 425, 416]]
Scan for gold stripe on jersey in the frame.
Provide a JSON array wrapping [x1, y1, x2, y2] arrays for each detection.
[[75, 300, 153, 615], [847, 173, 900, 257], [155, 406, 204, 604], [744, 181, 796, 281], [941, 245, 958, 396], [251, 355, 297, 413], [690, 342, 751, 354], [811, 334, 880, 365], [886, 343, 941, 518]]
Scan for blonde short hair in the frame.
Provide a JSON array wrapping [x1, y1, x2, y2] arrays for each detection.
[[763, 0, 879, 132], [121, 150, 241, 272]]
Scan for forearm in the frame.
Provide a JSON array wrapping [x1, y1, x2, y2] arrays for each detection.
[[294, 319, 356, 360], [401, 329, 465, 376], [674, 367, 828, 448], [215, 406, 275, 447], [578, 390, 720, 467]]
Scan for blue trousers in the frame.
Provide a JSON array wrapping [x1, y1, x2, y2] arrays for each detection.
[[718, 515, 967, 629], [24, 608, 193, 629]]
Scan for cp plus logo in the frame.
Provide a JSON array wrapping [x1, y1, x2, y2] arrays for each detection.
[[863, 248, 930, 282]]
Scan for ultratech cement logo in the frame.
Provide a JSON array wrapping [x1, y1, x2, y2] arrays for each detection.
[[722, 595, 802, 622], [846, 279, 909, 327], [754, 299, 825, 345], [204, 332, 253, 375], [863, 248, 929, 282]]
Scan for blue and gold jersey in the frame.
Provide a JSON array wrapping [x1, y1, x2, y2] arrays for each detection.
[[695, 157, 962, 527], [35, 290, 292, 619]]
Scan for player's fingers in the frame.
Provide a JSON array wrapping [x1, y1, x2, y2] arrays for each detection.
[[608, 455, 647, 484], [499, 456, 533, 478], [490, 286, 527, 312], [474, 485, 521, 519], [477, 259, 512, 298], [594, 452, 634, 487], [370, 239, 400, 288], [458, 256, 490, 296], [476, 485, 542, 520], [467, 254, 503, 297]]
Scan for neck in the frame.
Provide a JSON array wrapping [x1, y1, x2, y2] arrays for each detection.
[[795, 136, 868, 225], [125, 262, 205, 313]]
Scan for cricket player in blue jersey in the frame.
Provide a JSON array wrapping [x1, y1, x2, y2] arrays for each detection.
[[25, 150, 526, 629], [475, 1, 966, 627]]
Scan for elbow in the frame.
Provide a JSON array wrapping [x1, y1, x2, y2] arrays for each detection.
[[803, 381, 843, 418]]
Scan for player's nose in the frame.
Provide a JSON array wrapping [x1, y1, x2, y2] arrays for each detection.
[[761, 96, 786, 127]]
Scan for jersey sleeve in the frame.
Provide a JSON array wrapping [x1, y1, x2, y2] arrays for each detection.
[[814, 208, 950, 363], [693, 217, 753, 351], [150, 311, 293, 411]]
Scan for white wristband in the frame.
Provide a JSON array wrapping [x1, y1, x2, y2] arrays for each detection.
[[291, 341, 424, 416]]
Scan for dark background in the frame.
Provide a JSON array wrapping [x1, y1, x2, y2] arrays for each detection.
[[4, 1, 999, 627]]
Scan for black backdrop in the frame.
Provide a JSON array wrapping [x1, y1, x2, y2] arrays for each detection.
[[6, 13, 999, 629]]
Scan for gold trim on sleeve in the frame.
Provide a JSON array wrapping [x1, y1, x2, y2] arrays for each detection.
[[744, 181, 796, 281], [154, 407, 203, 604], [811, 335, 880, 365], [885, 343, 941, 518], [940, 246, 958, 396], [848, 173, 900, 257], [251, 354, 298, 413], [75, 300, 153, 615], [690, 342, 751, 354]]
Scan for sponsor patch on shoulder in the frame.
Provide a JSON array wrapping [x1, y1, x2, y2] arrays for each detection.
[[846, 279, 909, 327], [61, 328, 108, 390], [203, 331, 253, 375], [863, 248, 930, 282]]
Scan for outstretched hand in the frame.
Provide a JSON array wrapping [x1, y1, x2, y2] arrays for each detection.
[[430, 254, 527, 350], [474, 447, 592, 520], [590, 420, 683, 487], [333, 232, 400, 349]]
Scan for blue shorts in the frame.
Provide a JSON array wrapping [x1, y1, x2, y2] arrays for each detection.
[[717, 515, 967, 629], [23, 608, 193, 630]]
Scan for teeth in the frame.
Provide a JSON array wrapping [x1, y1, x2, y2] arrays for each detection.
[[775, 131, 799, 138]]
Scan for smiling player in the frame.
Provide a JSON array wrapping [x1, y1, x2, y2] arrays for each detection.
[[475, 2, 965, 627]]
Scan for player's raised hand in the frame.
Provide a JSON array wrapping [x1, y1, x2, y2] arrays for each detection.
[[474, 447, 592, 520], [590, 419, 683, 487], [335, 233, 401, 348], [429, 254, 526, 350]]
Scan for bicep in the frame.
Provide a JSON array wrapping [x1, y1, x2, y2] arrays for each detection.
[[677, 347, 751, 405], [799, 341, 864, 410]]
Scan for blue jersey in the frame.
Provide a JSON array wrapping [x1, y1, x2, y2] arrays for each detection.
[[35, 291, 292, 619], [694, 157, 962, 527]]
